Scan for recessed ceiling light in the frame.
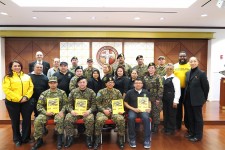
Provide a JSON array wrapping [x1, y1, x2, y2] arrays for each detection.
[[134, 17, 141, 20], [11, 0, 197, 8], [201, 14, 208, 17], [160, 17, 165, 21], [91, 16, 96, 20], [0, 12, 8, 15], [32, 17, 37, 19], [65, 16, 72, 20]]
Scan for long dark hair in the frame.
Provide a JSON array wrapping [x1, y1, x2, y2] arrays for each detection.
[[92, 69, 101, 81], [6, 60, 23, 77]]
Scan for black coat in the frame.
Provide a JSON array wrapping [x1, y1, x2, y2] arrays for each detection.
[[184, 67, 209, 106], [29, 61, 50, 76]]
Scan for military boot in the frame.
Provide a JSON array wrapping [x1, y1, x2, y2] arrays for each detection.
[[57, 134, 63, 149], [151, 124, 159, 133], [86, 136, 92, 148], [64, 136, 74, 148], [118, 136, 124, 149], [31, 138, 43, 150], [93, 135, 100, 150]]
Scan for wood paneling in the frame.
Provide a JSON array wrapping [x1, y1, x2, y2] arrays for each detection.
[[5, 38, 208, 73]]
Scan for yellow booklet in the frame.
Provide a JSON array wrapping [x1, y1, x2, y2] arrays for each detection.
[[47, 98, 59, 114], [75, 99, 88, 115], [138, 97, 151, 112], [112, 99, 124, 115]]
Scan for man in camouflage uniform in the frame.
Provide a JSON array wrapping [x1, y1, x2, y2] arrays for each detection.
[[83, 58, 99, 81], [69, 66, 83, 91], [132, 55, 148, 79], [69, 56, 79, 74], [143, 63, 164, 133], [64, 76, 96, 148], [31, 76, 68, 150], [112, 53, 132, 76], [94, 76, 125, 149], [156, 56, 167, 76]]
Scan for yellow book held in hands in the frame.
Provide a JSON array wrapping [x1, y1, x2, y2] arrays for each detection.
[[75, 99, 88, 115], [138, 97, 151, 112], [47, 98, 59, 114], [112, 99, 124, 115]]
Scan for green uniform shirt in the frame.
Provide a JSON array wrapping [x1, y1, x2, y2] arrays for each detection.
[[132, 64, 148, 79]]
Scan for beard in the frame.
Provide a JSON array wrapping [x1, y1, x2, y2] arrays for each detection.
[[179, 59, 187, 64]]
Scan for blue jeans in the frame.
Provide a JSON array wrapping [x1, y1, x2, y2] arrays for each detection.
[[128, 110, 151, 141]]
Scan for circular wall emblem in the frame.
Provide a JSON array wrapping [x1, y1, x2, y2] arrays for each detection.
[[96, 46, 118, 66]]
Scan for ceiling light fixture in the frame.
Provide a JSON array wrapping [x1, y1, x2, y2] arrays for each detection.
[[201, 14, 208, 17], [91, 16, 96, 20], [32, 16, 38, 19], [11, 0, 197, 8], [160, 17, 165, 21], [0, 12, 8, 15], [65, 16, 72, 20], [134, 17, 140, 20]]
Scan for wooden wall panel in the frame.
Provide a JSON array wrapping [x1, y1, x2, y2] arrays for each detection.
[[5, 38, 208, 74]]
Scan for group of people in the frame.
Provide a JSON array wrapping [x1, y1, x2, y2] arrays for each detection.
[[2, 50, 209, 150]]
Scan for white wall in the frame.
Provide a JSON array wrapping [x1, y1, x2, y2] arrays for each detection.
[[0, 37, 5, 100]]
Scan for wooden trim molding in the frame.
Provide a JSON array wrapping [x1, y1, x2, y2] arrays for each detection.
[[0, 30, 214, 39]]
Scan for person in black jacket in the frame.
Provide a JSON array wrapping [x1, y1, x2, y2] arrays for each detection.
[[29, 51, 50, 75], [114, 66, 129, 98], [29, 63, 49, 117], [87, 69, 103, 94], [184, 57, 209, 142]]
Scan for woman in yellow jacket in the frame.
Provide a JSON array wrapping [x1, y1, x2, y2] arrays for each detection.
[[2, 60, 34, 147]]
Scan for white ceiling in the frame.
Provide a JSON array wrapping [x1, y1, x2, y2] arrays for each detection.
[[0, 0, 225, 28]]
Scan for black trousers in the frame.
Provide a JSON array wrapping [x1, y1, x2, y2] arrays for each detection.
[[184, 98, 203, 139], [163, 98, 177, 132], [5, 99, 33, 143], [176, 88, 189, 129]]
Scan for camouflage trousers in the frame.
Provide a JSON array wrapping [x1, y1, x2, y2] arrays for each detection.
[[33, 114, 64, 140], [151, 101, 163, 125], [64, 113, 95, 136], [95, 112, 125, 136]]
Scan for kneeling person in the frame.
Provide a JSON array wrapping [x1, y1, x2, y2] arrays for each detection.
[[124, 78, 152, 149], [94, 76, 125, 149], [64, 76, 96, 148], [32, 76, 68, 150]]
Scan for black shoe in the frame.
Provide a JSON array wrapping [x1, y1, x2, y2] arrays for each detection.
[[184, 133, 194, 139], [189, 137, 201, 142], [151, 124, 159, 133], [22, 138, 35, 143], [15, 141, 22, 147], [118, 136, 124, 149], [57, 134, 63, 149], [31, 138, 43, 150], [94, 135, 100, 150], [64, 136, 74, 148], [86, 136, 92, 148]]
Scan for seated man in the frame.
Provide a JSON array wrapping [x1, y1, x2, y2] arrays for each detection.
[[64, 76, 96, 148], [124, 78, 152, 149], [32, 76, 68, 150], [94, 76, 125, 150]]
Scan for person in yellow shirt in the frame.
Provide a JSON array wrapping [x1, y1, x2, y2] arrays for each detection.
[[174, 51, 191, 131], [2, 60, 34, 147]]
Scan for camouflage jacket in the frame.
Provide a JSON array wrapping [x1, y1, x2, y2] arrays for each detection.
[[112, 62, 132, 76], [69, 65, 78, 74], [67, 87, 97, 113], [69, 76, 79, 91], [132, 64, 148, 79], [96, 88, 123, 112], [83, 67, 98, 81], [156, 65, 166, 77], [143, 74, 164, 101], [37, 88, 68, 115]]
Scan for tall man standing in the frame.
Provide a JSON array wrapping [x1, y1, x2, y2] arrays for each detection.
[[156, 56, 167, 77], [83, 58, 98, 81], [174, 51, 191, 130], [47, 58, 60, 78], [132, 55, 148, 79], [69, 56, 79, 74], [112, 54, 132, 76], [29, 51, 50, 75]]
